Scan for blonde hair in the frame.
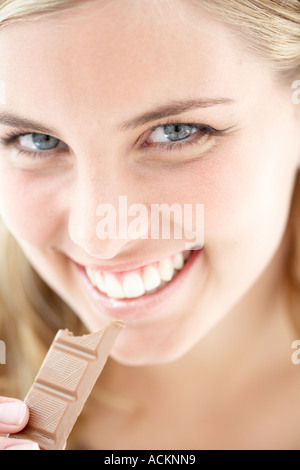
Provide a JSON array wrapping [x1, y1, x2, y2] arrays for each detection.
[[0, 0, 93, 28], [0, 0, 299, 447], [195, 0, 300, 75]]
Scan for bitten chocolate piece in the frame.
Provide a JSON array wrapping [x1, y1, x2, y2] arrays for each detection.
[[10, 321, 124, 450]]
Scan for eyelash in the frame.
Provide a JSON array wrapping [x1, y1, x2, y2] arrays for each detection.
[[0, 131, 64, 160], [0, 123, 225, 160], [144, 123, 224, 153]]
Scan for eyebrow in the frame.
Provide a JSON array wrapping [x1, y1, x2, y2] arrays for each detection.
[[0, 112, 57, 135], [119, 97, 236, 131], [0, 97, 236, 135]]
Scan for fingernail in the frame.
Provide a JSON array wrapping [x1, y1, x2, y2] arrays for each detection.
[[6, 442, 40, 450], [0, 401, 27, 426]]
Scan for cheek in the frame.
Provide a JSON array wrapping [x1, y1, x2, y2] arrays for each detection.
[[152, 128, 296, 260], [0, 169, 64, 247]]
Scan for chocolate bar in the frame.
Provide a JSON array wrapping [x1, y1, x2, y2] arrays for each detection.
[[9, 321, 124, 450]]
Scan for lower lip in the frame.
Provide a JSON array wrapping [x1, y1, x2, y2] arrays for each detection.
[[73, 249, 202, 322]]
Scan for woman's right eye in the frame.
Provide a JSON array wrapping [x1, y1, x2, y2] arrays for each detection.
[[0, 131, 69, 161], [19, 133, 62, 151]]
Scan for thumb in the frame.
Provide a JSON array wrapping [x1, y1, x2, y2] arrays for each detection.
[[0, 398, 29, 434]]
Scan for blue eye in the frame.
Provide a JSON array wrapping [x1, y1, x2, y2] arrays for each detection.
[[19, 133, 61, 151], [149, 124, 198, 144]]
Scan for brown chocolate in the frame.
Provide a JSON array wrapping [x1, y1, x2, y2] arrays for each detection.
[[9, 321, 124, 450]]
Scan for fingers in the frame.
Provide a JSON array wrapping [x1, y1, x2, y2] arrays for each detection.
[[0, 397, 29, 434], [0, 437, 40, 450], [0, 397, 39, 450]]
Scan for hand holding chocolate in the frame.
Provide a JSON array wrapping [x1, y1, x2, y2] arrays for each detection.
[[9, 321, 124, 450]]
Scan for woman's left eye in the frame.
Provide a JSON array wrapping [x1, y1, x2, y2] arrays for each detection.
[[148, 124, 199, 144]]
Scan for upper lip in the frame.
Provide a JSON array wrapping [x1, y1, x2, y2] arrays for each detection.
[[67, 247, 196, 274]]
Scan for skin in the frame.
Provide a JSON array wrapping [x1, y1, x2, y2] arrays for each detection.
[[0, 0, 300, 449]]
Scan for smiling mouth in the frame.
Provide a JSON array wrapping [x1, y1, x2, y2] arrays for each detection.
[[84, 249, 193, 300]]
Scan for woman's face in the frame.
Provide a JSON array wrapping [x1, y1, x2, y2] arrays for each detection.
[[0, 0, 299, 365]]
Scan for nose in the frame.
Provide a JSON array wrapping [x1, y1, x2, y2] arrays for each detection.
[[67, 170, 141, 260]]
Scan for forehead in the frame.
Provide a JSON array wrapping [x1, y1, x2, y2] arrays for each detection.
[[0, 0, 255, 129]]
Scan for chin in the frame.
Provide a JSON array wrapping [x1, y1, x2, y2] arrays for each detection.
[[109, 334, 199, 367]]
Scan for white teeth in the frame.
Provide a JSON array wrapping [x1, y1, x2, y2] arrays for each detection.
[[86, 267, 96, 285], [95, 272, 105, 293], [143, 265, 162, 292], [158, 258, 174, 282], [123, 272, 146, 299], [173, 252, 184, 270], [104, 273, 125, 299], [85, 249, 192, 299]]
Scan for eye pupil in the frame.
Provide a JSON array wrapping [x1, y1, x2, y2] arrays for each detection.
[[32, 133, 60, 150], [164, 124, 193, 142]]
